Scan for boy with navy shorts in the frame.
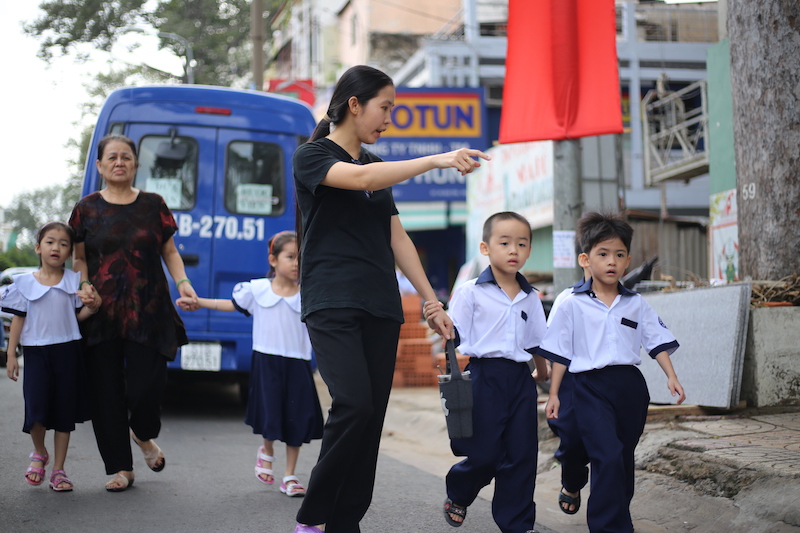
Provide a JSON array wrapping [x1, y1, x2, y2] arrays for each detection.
[[426, 211, 548, 533], [539, 212, 686, 533]]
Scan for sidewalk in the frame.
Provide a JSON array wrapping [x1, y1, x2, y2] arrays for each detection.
[[378, 384, 800, 533]]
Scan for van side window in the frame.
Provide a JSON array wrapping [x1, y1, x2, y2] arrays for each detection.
[[225, 141, 285, 216], [136, 136, 198, 210]]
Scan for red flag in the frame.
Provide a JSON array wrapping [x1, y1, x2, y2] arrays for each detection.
[[499, 0, 623, 143]]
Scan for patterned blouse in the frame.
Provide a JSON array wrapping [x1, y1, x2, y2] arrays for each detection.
[[69, 191, 188, 359]]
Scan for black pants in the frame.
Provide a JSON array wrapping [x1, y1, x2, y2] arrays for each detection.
[[296, 308, 401, 533], [85, 339, 168, 475]]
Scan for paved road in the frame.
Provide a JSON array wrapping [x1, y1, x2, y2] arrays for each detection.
[[0, 368, 554, 533]]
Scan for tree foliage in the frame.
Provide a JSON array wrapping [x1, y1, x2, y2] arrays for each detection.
[[0, 247, 39, 271], [8, 0, 284, 252], [4, 185, 78, 248], [24, 0, 283, 87], [24, 0, 151, 61]]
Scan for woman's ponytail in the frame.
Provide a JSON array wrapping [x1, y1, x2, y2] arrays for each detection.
[[309, 117, 332, 143]]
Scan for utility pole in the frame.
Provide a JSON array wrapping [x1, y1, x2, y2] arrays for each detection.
[[251, 0, 265, 91], [552, 139, 584, 294]]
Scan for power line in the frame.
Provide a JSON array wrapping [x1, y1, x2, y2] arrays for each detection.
[[370, 0, 457, 24]]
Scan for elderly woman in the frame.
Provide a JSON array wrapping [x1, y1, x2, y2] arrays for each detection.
[[69, 134, 197, 491]]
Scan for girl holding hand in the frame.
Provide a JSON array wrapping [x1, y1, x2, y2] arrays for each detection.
[[3, 222, 100, 492]]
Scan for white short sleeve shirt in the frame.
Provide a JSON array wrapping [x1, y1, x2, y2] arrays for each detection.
[[538, 278, 679, 373], [449, 266, 547, 362], [231, 278, 312, 360], [0, 271, 82, 346]]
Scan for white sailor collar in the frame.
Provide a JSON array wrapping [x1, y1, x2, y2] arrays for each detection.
[[250, 278, 301, 312], [14, 270, 80, 301]]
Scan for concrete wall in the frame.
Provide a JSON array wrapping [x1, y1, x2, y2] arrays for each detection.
[[741, 307, 800, 407]]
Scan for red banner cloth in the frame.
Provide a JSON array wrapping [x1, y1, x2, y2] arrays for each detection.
[[499, 0, 623, 143]]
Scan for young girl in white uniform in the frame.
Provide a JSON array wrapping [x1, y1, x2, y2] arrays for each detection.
[[177, 231, 322, 496], [2, 222, 101, 491]]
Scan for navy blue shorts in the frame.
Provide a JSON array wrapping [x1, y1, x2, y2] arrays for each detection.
[[22, 340, 91, 433]]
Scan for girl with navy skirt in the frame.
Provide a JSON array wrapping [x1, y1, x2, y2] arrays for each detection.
[[177, 231, 323, 496], [2, 222, 100, 492]]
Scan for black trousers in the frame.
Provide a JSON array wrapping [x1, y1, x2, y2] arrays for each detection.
[[296, 308, 401, 533], [85, 339, 168, 475]]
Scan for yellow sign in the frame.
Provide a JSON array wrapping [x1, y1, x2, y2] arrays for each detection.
[[383, 92, 482, 138]]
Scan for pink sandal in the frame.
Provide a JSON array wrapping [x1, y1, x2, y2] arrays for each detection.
[[49, 469, 74, 492], [25, 452, 50, 486], [255, 446, 275, 484]]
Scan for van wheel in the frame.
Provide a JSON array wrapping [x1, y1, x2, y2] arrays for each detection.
[[238, 375, 250, 406]]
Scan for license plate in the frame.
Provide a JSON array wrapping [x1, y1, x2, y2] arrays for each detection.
[[180, 343, 222, 371]]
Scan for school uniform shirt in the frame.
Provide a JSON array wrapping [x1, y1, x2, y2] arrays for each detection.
[[231, 278, 312, 361], [538, 278, 679, 373], [0, 271, 82, 346], [449, 266, 547, 362], [547, 285, 576, 327], [293, 138, 403, 323]]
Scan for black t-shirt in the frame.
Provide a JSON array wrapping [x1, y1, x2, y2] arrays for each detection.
[[293, 138, 403, 323]]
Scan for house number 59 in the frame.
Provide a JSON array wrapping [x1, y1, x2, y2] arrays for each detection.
[[741, 182, 756, 200]]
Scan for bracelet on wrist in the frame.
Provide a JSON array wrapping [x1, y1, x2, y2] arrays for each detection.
[[176, 278, 191, 287], [79, 280, 93, 289]]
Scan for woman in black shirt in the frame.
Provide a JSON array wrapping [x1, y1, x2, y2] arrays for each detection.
[[292, 65, 488, 533]]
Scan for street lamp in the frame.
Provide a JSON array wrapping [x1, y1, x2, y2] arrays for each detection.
[[124, 28, 195, 84], [157, 32, 195, 85]]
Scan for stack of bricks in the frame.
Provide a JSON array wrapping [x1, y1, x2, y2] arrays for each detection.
[[393, 294, 438, 387], [433, 348, 470, 376]]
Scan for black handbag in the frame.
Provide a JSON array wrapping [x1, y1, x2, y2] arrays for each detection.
[[438, 339, 473, 440]]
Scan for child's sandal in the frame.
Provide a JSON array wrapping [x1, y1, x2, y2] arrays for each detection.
[[25, 452, 50, 486], [443, 498, 467, 527], [255, 446, 275, 484], [280, 475, 306, 497], [49, 470, 74, 492]]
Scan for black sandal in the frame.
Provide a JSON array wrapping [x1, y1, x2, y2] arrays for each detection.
[[443, 498, 467, 527], [558, 488, 581, 515]]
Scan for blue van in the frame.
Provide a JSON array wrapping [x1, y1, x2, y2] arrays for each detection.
[[81, 85, 316, 396]]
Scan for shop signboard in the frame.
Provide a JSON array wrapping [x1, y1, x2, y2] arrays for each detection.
[[372, 87, 488, 202]]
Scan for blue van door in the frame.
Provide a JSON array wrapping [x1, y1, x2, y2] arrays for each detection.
[[196, 127, 297, 372], [126, 123, 217, 342], [126, 123, 297, 374]]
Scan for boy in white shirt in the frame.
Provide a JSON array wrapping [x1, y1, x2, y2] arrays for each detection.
[[539, 212, 685, 533], [427, 211, 548, 533], [546, 237, 591, 516]]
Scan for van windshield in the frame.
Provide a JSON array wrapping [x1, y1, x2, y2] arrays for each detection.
[[136, 135, 198, 210], [225, 141, 285, 216]]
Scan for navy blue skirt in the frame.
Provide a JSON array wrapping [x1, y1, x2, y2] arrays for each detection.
[[244, 351, 324, 447], [22, 340, 91, 433]]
